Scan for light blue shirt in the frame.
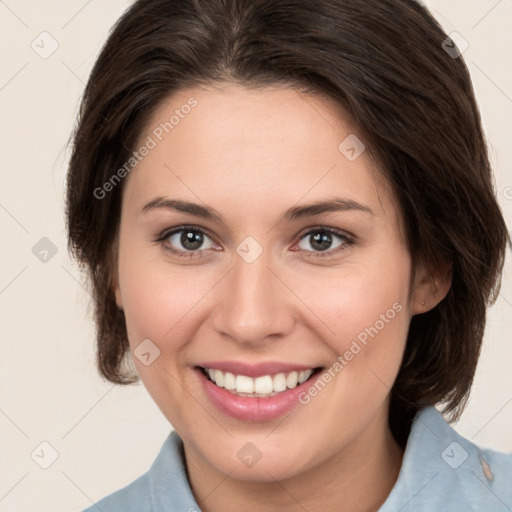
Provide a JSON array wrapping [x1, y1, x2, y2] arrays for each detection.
[[83, 406, 512, 511]]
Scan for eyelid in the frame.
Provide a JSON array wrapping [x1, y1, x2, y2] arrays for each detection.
[[156, 224, 213, 243], [295, 224, 355, 243]]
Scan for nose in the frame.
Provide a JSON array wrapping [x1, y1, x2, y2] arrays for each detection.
[[211, 246, 296, 346]]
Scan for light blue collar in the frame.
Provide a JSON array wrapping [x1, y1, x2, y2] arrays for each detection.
[[379, 406, 512, 511]]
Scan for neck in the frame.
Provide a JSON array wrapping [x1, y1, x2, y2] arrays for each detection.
[[183, 406, 405, 512]]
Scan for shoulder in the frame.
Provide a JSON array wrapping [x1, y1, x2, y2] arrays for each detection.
[[81, 430, 201, 512], [380, 406, 512, 511]]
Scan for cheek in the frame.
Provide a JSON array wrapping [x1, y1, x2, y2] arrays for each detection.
[[307, 254, 410, 341], [116, 248, 210, 420], [297, 249, 411, 391], [119, 263, 203, 348], [117, 234, 184, 346]]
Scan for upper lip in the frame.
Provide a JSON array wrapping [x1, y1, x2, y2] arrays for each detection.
[[196, 361, 321, 378]]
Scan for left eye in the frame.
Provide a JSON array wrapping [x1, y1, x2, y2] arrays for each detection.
[[163, 227, 215, 253], [296, 228, 350, 255]]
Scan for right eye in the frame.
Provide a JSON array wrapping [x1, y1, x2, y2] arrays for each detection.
[[155, 225, 219, 259]]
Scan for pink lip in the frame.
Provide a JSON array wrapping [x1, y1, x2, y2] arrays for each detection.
[[194, 366, 323, 422], [196, 360, 317, 378]]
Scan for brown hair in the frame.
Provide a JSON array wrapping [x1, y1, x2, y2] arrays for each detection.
[[65, 0, 510, 445]]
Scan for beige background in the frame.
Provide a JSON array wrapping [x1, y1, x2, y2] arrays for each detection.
[[0, 1, 510, 510]]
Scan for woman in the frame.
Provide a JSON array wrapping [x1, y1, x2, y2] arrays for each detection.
[[66, 0, 512, 510]]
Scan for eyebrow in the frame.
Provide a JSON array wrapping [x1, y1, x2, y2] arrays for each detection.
[[140, 196, 374, 222]]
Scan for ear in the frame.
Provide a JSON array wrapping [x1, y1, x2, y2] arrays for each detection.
[[410, 260, 452, 315]]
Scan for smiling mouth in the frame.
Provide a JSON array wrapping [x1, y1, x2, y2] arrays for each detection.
[[198, 366, 324, 397]]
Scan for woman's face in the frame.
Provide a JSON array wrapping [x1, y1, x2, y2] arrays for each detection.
[[114, 83, 421, 481]]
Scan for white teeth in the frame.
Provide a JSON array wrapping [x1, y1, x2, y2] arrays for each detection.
[[204, 367, 317, 396], [235, 375, 254, 393], [214, 369, 224, 388], [286, 371, 298, 388], [298, 370, 313, 384], [223, 371, 236, 390], [273, 373, 287, 392], [254, 375, 273, 394]]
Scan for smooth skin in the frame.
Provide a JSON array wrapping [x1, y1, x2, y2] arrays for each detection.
[[113, 83, 451, 512]]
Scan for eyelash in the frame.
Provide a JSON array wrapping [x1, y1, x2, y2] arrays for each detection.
[[153, 225, 354, 260]]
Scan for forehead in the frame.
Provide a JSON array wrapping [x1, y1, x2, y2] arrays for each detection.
[[143, 83, 357, 160], [122, 83, 399, 228]]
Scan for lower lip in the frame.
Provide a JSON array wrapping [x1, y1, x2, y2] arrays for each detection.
[[195, 367, 321, 422]]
